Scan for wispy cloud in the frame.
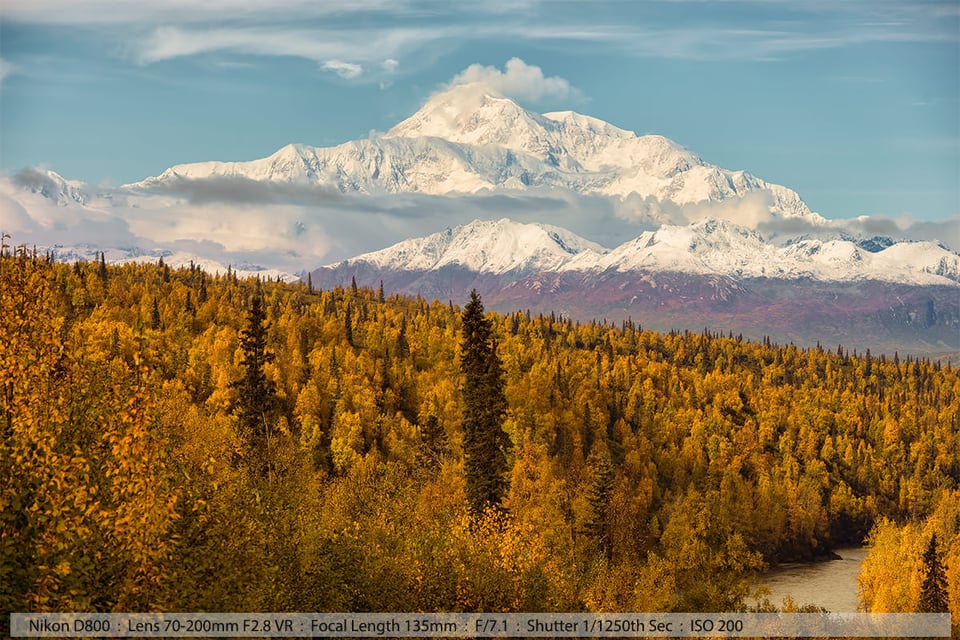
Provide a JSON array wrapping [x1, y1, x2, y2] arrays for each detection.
[[139, 26, 391, 65], [0, 58, 14, 87], [589, 23, 958, 62], [134, 24, 450, 83], [9, 0, 954, 71], [0, 0, 406, 25]]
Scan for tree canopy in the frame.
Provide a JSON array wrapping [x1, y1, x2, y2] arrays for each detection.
[[1, 249, 957, 622]]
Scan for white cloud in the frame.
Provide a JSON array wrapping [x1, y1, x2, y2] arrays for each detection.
[[0, 58, 14, 87], [447, 58, 575, 103], [379, 59, 399, 87], [612, 190, 780, 229], [839, 215, 960, 252], [323, 60, 363, 79], [3, 169, 956, 281]]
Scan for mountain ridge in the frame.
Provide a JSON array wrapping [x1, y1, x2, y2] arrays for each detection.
[[311, 215, 959, 356], [6, 82, 957, 357], [324, 217, 960, 287], [123, 83, 820, 221]]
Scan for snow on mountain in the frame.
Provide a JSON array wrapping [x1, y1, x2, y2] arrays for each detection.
[[13, 168, 90, 206], [385, 84, 574, 165], [593, 220, 959, 285], [131, 138, 559, 196], [125, 83, 820, 220], [329, 218, 607, 275], [327, 217, 960, 287], [859, 240, 960, 283]]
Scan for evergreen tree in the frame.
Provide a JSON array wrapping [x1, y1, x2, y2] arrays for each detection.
[[98, 252, 107, 283], [232, 280, 280, 477], [918, 533, 949, 612], [460, 290, 510, 518], [378, 280, 385, 303], [585, 443, 615, 560], [396, 317, 409, 359], [344, 303, 354, 347], [150, 297, 161, 330]]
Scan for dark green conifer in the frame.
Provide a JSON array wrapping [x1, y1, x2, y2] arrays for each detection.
[[232, 280, 280, 477], [585, 443, 615, 560], [344, 303, 354, 346], [396, 316, 409, 359], [919, 533, 949, 612], [150, 296, 161, 330], [460, 289, 510, 519]]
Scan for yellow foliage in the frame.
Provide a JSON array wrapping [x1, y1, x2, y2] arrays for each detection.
[[2, 251, 958, 614]]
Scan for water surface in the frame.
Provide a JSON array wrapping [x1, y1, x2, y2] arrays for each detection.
[[758, 547, 869, 612]]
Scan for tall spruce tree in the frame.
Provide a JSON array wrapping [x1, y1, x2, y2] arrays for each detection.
[[150, 296, 161, 330], [460, 289, 510, 519], [586, 443, 615, 560], [919, 533, 949, 613], [232, 280, 280, 477], [97, 251, 107, 283]]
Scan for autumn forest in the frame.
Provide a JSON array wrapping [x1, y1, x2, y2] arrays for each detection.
[[1, 247, 958, 629]]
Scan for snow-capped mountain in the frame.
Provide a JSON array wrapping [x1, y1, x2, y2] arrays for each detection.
[[578, 220, 959, 285], [313, 218, 959, 357], [326, 217, 959, 287], [125, 83, 817, 221], [13, 168, 91, 206], [4, 80, 956, 356], [336, 218, 607, 275]]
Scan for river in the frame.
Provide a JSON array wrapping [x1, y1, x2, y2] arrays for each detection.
[[757, 547, 869, 612]]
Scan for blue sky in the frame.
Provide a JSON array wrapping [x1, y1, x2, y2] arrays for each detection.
[[1, 0, 958, 221]]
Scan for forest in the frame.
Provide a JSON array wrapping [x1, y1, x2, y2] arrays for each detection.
[[0, 245, 957, 631]]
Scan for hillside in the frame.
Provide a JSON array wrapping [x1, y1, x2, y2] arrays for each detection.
[[2, 248, 958, 621]]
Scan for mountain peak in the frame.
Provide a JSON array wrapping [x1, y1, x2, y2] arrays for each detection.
[[324, 216, 959, 288], [384, 83, 561, 158], [331, 217, 607, 275], [13, 167, 88, 206], [124, 83, 818, 219]]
